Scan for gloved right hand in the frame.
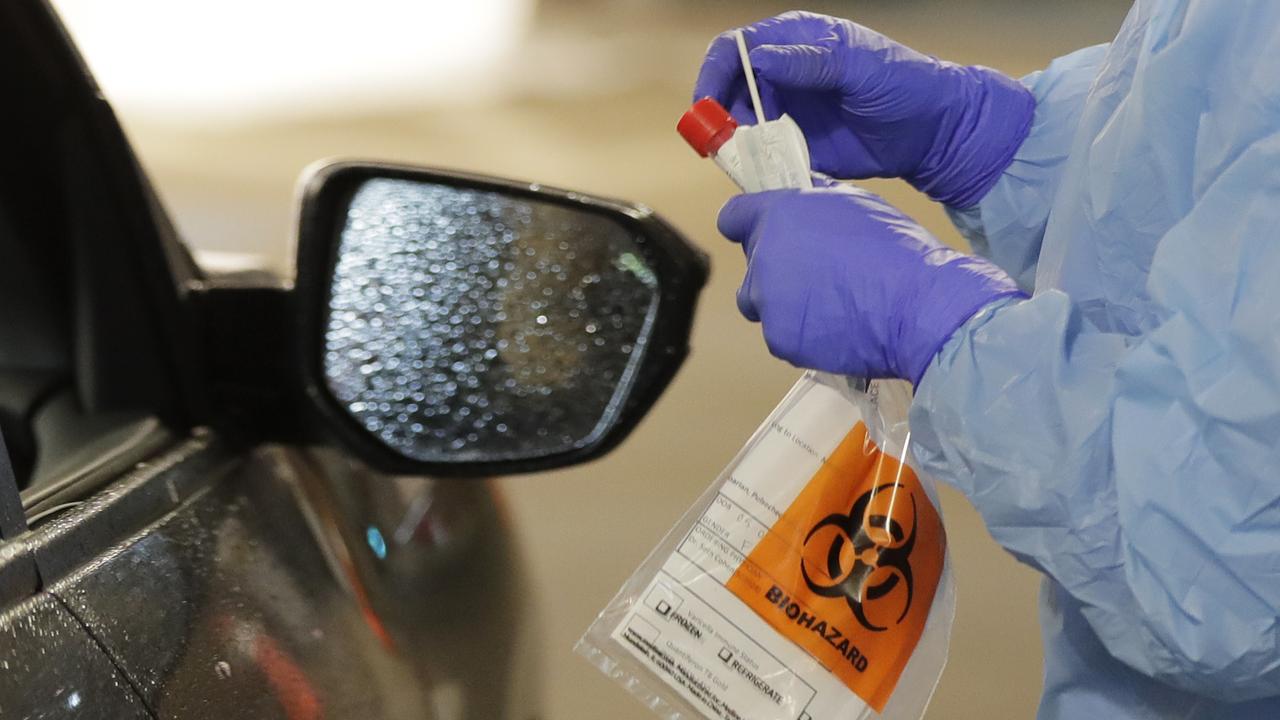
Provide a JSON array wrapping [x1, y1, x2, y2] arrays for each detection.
[[693, 11, 1035, 209], [718, 182, 1025, 384]]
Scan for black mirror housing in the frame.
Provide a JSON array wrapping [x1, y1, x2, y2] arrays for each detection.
[[294, 161, 708, 477]]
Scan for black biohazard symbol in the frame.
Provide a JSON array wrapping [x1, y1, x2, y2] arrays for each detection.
[[800, 482, 916, 632]]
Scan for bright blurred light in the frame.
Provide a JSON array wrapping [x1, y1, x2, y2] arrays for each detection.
[[50, 0, 535, 123]]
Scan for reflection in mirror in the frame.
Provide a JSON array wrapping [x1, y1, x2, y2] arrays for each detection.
[[323, 179, 660, 464]]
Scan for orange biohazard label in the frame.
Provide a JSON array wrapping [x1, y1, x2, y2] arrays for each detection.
[[726, 422, 945, 712]]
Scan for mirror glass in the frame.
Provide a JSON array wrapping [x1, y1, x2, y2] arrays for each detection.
[[323, 178, 660, 464]]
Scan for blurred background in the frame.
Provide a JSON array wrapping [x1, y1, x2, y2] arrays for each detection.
[[50, 0, 1131, 717]]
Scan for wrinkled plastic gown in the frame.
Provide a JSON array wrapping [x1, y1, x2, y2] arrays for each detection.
[[580, 373, 954, 720], [911, 1, 1280, 716]]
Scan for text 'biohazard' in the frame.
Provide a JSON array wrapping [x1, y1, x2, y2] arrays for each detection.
[[726, 422, 945, 713]]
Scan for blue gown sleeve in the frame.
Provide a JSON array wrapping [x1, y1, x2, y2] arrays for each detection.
[[946, 44, 1110, 290], [910, 127, 1280, 702]]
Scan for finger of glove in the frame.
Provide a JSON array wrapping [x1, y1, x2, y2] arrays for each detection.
[[728, 95, 763, 127], [693, 32, 747, 103], [717, 192, 779, 250], [749, 44, 845, 91], [694, 18, 815, 107], [724, 83, 782, 126], [736, 267, 761, 322]]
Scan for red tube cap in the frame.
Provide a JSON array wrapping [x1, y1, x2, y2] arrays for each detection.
[[678, 97, 738, 157]]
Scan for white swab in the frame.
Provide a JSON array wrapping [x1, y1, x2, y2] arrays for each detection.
[[735, 29, 767, 125]]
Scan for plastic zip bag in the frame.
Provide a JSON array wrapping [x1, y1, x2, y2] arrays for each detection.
[[577, 372, 954, 719]]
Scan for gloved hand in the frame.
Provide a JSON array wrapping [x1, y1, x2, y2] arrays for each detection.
[[694, 11, 1035, 209], [719, 182, 1026, 383]]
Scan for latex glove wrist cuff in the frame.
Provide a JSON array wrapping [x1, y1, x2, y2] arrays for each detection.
[[901, 275, 1028, 387], [911, 65, 1037, 210]]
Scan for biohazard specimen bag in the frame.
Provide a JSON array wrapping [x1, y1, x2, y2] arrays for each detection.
[[577, 372, 955, 719]]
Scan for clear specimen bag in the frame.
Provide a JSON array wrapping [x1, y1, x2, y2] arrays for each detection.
[[578, 373, 954, 720]]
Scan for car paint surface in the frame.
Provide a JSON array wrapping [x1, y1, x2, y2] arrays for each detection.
[[0, 593, 151, 718], [2, 432, 536, 719]]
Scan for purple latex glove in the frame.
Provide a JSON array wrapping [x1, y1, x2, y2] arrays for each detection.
[[694, 11, 1035, 209], [718, 183, 1026, 383]]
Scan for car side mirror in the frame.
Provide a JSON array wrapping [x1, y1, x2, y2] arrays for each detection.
[[294, 162, 708, 476]]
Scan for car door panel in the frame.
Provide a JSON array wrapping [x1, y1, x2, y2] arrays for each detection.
[[23, 432, 533, 720], [0, 592, 151, 719], [47, 447, 431, 719]]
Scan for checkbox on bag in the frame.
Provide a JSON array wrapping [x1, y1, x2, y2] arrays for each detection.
[[655, 600, 672, 616], [718, 648, 733, 663]]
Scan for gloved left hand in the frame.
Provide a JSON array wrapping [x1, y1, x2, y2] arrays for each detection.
[[693, 12, 1035, 209], [719, 183, 1025, 383]]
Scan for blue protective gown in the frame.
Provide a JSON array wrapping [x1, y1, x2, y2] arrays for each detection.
[[909, 1, 1280, 717]]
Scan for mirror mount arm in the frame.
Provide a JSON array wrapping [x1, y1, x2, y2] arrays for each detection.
[[187, 277, 309, 444], [0, 428, 40, 608], [0, 430, 26, 542]]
